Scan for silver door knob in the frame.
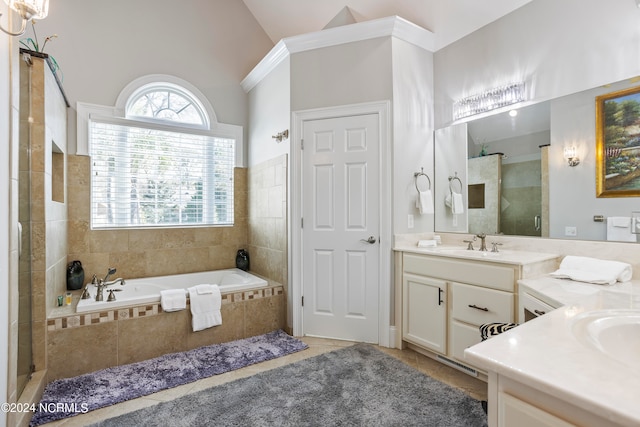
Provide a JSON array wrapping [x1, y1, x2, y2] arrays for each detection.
[[360, 236, 377, 244]]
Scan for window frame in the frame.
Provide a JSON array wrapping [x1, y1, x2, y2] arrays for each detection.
[[77, 75, 243, 230]]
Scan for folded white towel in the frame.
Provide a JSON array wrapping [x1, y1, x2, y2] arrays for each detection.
[[196, 284, 213, 294], [416, 190, 434, 215], [606, 217, 636, 242], [188, 284, 222, 331], [160, 289, 187, 312], [550, 255, 632, 285]]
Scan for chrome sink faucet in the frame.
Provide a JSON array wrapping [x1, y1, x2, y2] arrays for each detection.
[[475, 233, 488, 251]]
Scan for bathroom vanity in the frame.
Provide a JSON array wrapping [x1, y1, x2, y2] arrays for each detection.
[[394, 241, 559, 377], [464, 274, 640, 427]]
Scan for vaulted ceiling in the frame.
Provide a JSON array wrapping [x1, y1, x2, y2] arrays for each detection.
[[242, 0, 533, 51]]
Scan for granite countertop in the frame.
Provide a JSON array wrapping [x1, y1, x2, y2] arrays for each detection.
[[465, 277, 640, 426], [393, 243, 559, 266]]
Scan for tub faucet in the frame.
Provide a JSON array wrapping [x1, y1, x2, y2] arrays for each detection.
[[475, 233, 488, 251], [95, 267, 125, 301]]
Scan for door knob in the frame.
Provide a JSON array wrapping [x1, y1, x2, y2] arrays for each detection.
[[360, 236, 377, 244]]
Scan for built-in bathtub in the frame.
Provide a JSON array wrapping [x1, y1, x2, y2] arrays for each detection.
[[76, 268, 267, 313]]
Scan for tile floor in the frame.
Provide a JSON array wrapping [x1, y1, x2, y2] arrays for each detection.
[[40, 337, 488, 426]]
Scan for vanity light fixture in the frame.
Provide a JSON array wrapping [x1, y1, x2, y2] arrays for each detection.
[[564, 146, 580, 167], [453, 82, 526, 120], [0, 0, 49, 36]]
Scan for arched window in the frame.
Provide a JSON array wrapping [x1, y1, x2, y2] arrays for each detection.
[[125, 83, 208, 127], [87, 78, 240, 229]]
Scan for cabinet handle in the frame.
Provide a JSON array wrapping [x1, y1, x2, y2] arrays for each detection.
[[534, 309, 546, 316], [438, 288, 444, 306], [468, 304, 489, 312]]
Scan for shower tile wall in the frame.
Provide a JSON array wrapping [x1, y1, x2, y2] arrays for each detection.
[[247, 155, 288, 328]]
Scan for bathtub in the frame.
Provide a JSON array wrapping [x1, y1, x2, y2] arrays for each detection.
[[75, 268, 267, 313]]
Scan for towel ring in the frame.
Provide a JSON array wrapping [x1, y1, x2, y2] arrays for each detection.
[[448, 172, 463, 194], [414, 168, 431, 192]]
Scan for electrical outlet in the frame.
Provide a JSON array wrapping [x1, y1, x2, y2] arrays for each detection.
[[565, 226, 577, 236], [408, 214, 414, 229]]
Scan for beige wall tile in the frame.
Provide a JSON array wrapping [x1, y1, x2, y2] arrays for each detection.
[[244, 295, 286, 337], [47, 322, 118, 381], [117, 312, 189, 365], [185, 303, 245, 350]]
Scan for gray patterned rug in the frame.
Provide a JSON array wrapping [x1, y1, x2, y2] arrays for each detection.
[[92, 344, 488, 427], [29, 330, 307, 426]]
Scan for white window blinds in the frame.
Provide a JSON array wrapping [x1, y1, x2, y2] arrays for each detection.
[[89, 118, 235, 229]]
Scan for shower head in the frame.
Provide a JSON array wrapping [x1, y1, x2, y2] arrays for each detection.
[[104, 267, 117, 283]]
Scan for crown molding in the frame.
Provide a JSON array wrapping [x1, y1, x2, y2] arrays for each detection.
[[241, 16, 434, 93]]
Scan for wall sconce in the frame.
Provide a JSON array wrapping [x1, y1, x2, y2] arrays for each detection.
[[272, 129, 289, 143], [0, 0, 49, 36], [453, 82, 526, 120], [564, 146, 580, 167]]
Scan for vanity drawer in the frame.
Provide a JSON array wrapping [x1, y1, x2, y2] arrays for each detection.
[[451, 281, 514, 325], [450, 320, 484, 363], [403, 253, 515, 292]]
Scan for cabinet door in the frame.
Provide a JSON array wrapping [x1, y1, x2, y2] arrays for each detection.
[[402, 274, 447, 354], [498, 392, 575, 427]]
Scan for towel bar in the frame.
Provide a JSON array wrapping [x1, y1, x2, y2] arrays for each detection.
[[413, 167, 431, 193]]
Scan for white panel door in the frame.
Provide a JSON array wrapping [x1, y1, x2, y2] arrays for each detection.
[[302, 113, 380, 343]]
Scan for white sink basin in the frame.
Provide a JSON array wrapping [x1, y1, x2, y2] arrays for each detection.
[[571, 309, 640, 368], [432, 248, 501, 258]]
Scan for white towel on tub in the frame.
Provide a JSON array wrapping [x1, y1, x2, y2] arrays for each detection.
[[188, 284, 222, 331], [160, 289, 186, 312]]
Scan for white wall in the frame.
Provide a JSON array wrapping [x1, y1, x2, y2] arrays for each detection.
[[247, 58, 290, 167], [434, 0, 640, 129], [392, 38, 434, 234], [290, 37, 393, 112], [32, 0, 274, 158]]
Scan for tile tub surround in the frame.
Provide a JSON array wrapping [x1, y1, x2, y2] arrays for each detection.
[[465, 280, 640, 426], [46, 285, 285, 382], [66, 155, 249, 285]]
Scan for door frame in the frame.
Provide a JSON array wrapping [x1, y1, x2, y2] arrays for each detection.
[[290, 100, 392, 347]]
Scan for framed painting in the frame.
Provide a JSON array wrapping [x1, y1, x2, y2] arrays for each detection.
[[596, 85, 640, 197]]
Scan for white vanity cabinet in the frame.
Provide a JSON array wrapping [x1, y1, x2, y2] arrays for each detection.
[[397, 248, 558, 376], [403, 274, 447, 354]]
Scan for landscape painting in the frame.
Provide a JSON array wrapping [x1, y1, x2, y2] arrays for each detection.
[[596, 85, 640, 197]]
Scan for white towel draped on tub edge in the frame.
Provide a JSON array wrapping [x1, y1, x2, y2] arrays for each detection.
[[188, 284, 222, 331], [160, 289, 187, 312]]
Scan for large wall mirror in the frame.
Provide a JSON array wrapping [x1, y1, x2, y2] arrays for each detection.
[[435, 75, 640, 243]]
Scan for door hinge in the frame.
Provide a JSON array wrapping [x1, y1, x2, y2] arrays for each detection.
[[301, 139, 304, 150], [301, 296, 304, 306], [301, 218, 303, 228]]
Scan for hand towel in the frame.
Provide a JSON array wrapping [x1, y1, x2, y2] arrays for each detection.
[[606, 217, 637, 242], [416, 190, 434, 215], [160, 289, 186, 312], [550, 255, 632, 285], [445, 193, 464, 213], [451, 192, 464, 214], [188, 284, 222, 331]]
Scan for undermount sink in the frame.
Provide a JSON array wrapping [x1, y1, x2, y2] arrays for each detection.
[[432, 248, 501, 258], [571, 309, 640, 369]]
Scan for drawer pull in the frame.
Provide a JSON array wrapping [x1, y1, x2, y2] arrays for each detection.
[[468, 304, 489, 312], [438, 288, 444, 306], [534, 309, 546, 316]]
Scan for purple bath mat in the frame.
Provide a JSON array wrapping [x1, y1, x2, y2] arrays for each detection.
[[29, 330, 307, 426]]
